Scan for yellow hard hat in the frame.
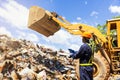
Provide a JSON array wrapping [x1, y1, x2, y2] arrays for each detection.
[[81, 32, 92, 38]]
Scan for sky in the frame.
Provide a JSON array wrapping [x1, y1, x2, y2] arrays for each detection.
[[0, 0, 120, 51]]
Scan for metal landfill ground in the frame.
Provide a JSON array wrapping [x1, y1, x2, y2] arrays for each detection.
[[0, 35, 78, 80]]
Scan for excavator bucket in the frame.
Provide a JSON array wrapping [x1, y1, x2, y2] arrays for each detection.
[[28, 6, 61, 37]]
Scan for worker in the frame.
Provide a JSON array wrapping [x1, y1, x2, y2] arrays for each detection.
[[69, 32, 93, 80]]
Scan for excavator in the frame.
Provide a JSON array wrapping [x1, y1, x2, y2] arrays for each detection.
[[28, 6, 120, 80]]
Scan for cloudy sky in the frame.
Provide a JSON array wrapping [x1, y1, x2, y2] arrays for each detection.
[[0, 0, 120, 51]]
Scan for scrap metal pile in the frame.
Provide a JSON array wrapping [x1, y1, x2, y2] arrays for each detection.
[[0, 35, 78, 80]]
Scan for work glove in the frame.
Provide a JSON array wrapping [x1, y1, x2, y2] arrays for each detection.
[[68, 49, 76, 58], [68, 49, 76, 54]]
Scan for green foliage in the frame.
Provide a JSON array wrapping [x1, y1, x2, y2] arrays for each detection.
[[96, 24, 107, 35], [113, 16, 120, 19]]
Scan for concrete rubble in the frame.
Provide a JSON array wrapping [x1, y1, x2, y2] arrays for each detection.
[[0, 35, 78, 80]]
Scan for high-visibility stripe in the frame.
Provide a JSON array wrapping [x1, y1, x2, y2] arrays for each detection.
[[80, 63, 93, 66]]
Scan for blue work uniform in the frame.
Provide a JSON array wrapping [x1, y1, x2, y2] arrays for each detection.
[[69, 43, 93, 80]]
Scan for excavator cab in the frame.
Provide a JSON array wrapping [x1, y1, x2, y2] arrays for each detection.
[[107, 19, 120, 48], [107, 18, 120, 72]]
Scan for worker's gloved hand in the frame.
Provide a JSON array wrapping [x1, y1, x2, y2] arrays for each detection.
[[68, 49, 76, 58], [68, 49, 76, 54]]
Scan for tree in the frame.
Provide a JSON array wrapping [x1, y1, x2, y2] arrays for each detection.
[[113, 16, 120, 19], [97, 24, 107, 35]]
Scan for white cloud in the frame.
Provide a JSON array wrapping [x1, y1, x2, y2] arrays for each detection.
[[62, 16, 66, 19], [85, 1, 88, 5], [0, 27, 12, 37], [42, 44, 58, 51], [77, 17, 81, 21], [109, 5, 120, 14], [17, 31, 39, 42], [69, 44, 80, 51], [50, 0, 53, 3], [0, 0, 29, 29], [71, 22, 79, 24], [90, 11, 98, 18], [67, 35, 82, 50], [26, 33, 39, 42], [42, 29, 82, 49], [47, 29, 71, 45]]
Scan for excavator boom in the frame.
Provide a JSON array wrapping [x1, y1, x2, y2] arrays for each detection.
[[28, 6, 107, 43]]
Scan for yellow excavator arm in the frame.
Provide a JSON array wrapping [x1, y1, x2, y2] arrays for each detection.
[[51, 15, 107, 43], [28, 6, 107, 43]]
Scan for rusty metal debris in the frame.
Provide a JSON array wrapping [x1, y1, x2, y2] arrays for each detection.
[[0, 35, 78, 80]]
